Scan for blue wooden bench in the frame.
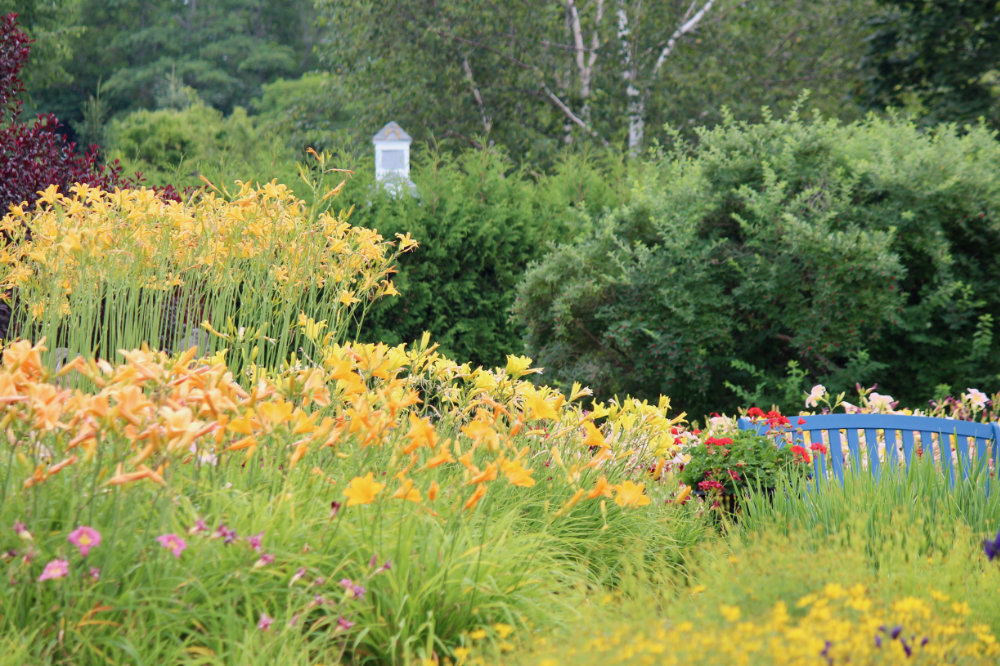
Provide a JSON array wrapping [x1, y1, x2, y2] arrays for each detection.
[[737, 413, 1000, 487]]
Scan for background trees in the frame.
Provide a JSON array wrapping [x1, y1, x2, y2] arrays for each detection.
[[862, 0, 1000, 128], [314, 0, 878, 160]]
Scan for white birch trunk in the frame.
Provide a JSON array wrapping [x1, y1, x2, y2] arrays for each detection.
[[617, 1, 644, 156]]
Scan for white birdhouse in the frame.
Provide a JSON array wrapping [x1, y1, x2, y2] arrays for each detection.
[[373, 121, 413, 193]]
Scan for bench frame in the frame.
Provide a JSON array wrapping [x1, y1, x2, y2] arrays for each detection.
[[737, 413, 1000, 487]]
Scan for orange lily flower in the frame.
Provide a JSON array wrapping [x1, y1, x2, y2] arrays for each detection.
[[463, 483, 488, 510]]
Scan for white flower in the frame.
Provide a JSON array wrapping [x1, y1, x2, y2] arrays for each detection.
[[868, 392, 895, 412], [806, 384, 827, 408], [965, 388, 988, 411]]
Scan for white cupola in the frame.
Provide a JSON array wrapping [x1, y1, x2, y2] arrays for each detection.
[[372, 121, 413, 193]]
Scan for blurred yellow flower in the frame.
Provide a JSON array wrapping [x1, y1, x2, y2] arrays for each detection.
[[613, 480, 651, 508], [391, 478, 421, 503], [343, 472, 385, 506]]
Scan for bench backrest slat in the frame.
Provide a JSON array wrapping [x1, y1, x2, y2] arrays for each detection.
[[736, 413, 1000, 487]]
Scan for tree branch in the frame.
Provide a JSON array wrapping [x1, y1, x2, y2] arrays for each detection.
[[462, 56, 492, 134], [653, 0, 715, 76], [540, 83, 610, 146]]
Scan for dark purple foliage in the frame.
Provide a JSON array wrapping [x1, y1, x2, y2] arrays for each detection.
[[0, 13, 180, 213]]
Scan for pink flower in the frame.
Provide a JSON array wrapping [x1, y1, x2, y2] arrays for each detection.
[[189, 518, 208, 535], [253, 553, 275, 569], [257, 612, 273, 631], [156, 533, 188, 558], [213, 524, 237, 544], [88, 567, 100, 582], [289, 567, 307, 585], [68, 526, 101, 557], [13, 520, 32, 541], [339, 578, 365, 600], [336, 616, 355, 631], [247, 532, 264, 553], [38, 558, 69, 582]]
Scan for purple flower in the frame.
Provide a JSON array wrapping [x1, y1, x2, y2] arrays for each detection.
[[339, 578, 365, 600], [920, 637, 929, 647], [983, 530, 1000, 561], [376, 559, 392, 574], [312, 594, 327, 607], [890, 626, 903, 640], [257, 612, 273, 631], [874, 635, 882, 648], [330, 501, 341, 519], [901, 638, 912, 657]]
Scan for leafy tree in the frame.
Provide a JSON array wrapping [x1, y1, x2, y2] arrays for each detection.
[[315, 0, 876, 160], [515, 111, 1000, 416], [316, 0, 727, 159], [252, 72, 356, 154], [862, 1, 1000, 127]]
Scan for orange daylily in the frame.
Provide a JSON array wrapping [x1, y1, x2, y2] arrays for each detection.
[[392, 478, 422, 503], [463, 483, 488, 510], [106, 462, 166, 487], [421, 444, 454, 470], [553, 488, 585, 517], [582, 421, 608, 449], [403, 413, 438, 453], [587, 475, 614, 500], [461, 419, 500, 452]]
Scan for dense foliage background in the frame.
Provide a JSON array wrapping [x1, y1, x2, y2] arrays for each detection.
[[514, 112, 1000, 416], [4, 1, 1000, 416]]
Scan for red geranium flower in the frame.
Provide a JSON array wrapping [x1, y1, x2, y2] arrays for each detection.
[[790, 445, 811, 463]]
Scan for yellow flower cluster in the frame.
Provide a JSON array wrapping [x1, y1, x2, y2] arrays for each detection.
[[0, 182, 410, 330], [520, 584, 999, 665]]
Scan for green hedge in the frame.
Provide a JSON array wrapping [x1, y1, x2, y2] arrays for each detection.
[[343, 146, 627, 369], [514, 111, 1000, 416]]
